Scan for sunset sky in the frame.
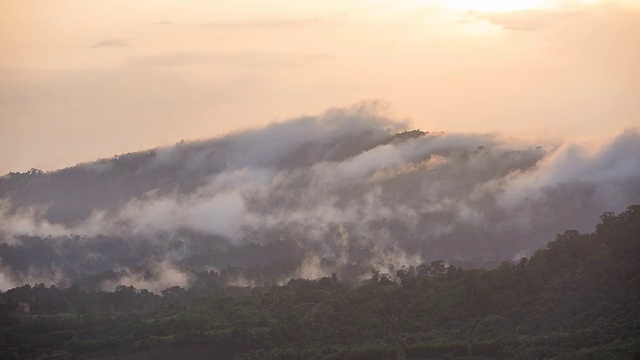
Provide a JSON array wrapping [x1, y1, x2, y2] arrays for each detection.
[[1, 0, 639, 173]]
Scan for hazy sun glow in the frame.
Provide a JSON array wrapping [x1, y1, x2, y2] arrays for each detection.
[[445, 0, 546, 12]]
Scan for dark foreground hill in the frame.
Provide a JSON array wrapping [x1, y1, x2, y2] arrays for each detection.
[[1, 205, 639, 359]]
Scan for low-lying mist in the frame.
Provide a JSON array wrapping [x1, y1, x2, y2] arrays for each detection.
[[1, 103, 639, 291]]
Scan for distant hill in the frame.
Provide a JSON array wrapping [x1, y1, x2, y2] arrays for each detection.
[[1, 108, 639, 290]]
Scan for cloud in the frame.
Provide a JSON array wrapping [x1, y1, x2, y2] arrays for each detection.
[[92, 38, 131, 48], [0, 263, 64, 291], [497, 128, 640, 207], [478, 10, 585, 31], [100, 261, 191, 293], [127, 51, 334, 69], [200, 17, 324, 30], [0, 201, 71, 239]]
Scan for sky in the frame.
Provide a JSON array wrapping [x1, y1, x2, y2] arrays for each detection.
[[0, 0, 639, 174]]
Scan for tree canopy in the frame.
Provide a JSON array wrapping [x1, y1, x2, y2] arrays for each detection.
[[1, 206, 639, 359]]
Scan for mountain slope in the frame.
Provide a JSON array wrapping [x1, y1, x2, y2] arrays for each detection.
[[1, 107, 640, 289], [1, 206, 639, 359]]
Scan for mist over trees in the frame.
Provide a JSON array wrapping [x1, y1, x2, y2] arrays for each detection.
[[1, 105, 640, 290], [1, 206, 639, 359]]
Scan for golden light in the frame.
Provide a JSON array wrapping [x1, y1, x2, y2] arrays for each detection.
[[445, 0, 546, 12]]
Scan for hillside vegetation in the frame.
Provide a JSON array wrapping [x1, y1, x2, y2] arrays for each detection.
[[1, 206, 639, 359]]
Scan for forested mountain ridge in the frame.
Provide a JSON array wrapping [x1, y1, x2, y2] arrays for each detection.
[[2, 111, 640, 291], [1, 206, 639, 360]]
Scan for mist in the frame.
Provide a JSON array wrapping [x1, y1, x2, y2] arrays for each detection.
[[1, 103, 639, 291]]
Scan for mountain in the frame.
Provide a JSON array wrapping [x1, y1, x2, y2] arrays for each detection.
[[1, 106, 640, 290]]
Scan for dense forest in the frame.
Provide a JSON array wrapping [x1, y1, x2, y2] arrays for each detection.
[[1, 206, 639, 359]]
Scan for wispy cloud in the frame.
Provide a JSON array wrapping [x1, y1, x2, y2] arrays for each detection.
[[479, 10, 585, 31], [127, 51, 334, 69], [200, 16, 324, 30], [92, 38, 131, 48]]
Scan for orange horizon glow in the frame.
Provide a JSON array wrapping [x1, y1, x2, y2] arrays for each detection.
[[444, 0, 547, 12]]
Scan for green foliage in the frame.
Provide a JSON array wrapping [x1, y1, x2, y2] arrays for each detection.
[[1, 206, 640, 359]]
